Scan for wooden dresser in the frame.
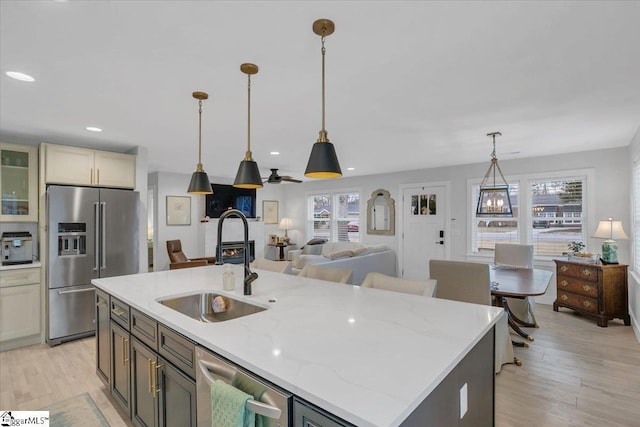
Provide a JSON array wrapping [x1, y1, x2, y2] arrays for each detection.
[[553, 259, 630, 327]]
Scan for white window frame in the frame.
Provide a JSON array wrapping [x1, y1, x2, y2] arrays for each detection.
[[467, 168, 595, 261], [306, 188, 361, 243], [632, 159, 640, 274]]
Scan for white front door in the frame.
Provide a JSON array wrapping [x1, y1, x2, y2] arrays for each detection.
[[401, 183, 448, 279]]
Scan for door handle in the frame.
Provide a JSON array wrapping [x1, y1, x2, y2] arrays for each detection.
[[100, 202, 106, 270], [94, 202, 100, 271], [154, 362, 163, 396], [121, 336, 129, 366], [148, 358, 153, 394], [435, 240, 444, 245], [58, 287, 94, 295]]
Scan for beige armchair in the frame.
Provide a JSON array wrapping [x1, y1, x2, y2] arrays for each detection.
[[494, 243, 537, 327], [250, 257, 291, 274], [166, 240, 216, 270], [298, 264, 353, 284], [361, 272, 437, 297], [429, 259, 516, 373]]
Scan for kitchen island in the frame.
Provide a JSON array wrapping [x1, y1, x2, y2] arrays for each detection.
[[93, 264, 504, 426]]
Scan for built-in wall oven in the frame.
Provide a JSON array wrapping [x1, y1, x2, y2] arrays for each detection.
[[196, 346, 291, 426]]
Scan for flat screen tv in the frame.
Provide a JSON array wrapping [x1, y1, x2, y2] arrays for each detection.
[[205, 184, 256, 218]]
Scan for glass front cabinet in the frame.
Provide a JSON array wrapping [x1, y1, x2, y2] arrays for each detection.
[[0, 143, 38, 222]]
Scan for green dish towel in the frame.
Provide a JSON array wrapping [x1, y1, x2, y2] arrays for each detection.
[[210, 380, 255, 427], [232, 372, 267, 427]]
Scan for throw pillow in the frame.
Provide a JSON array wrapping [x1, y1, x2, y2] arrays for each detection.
[[327, 249, 355, 260]]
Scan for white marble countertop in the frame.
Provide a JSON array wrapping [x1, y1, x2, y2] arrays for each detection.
[[0, 261, 41, 271], [93, 265, 503, 427]]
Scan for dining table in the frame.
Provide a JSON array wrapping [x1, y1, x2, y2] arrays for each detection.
[[490, 266, 553, 346]]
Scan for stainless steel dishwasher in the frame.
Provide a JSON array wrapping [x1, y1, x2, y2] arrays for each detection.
[[196, 346, 291, 427]]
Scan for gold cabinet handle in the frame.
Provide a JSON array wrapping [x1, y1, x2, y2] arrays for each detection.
[[154, 363, 164, 396], [583, 285, 591, 293], [560, 280, 568, 287], [111, 307, 125, 316], [121, 336, 129, 365], [148, 358, 153, 394], [582, 269, 591, 277], [96, 301, 107, 308], [583, 300, 592, 308], [560, 265, 568, 272], [561, 294, 569, 301]]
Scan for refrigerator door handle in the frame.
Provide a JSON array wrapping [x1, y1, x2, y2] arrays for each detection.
[[94, 202, 100, 271], [100, 201, 107, 270]]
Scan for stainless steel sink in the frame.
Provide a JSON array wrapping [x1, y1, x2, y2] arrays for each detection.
[[158, 293, 266, 323]]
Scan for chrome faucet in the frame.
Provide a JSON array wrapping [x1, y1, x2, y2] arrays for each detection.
[[215, 209, 258, 295]]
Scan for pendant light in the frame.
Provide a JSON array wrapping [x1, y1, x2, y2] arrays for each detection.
[[305, 19, 342, 179], [233, 63, 263, 189], [187, 91, 213, 194], [476, 132, 513, 217]]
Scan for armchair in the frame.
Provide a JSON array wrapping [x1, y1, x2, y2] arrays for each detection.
[[166, 240, 216, 270]]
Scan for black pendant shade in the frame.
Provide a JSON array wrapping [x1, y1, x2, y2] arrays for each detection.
[[187, 91, 212, 195], [187, 168, 212, 194], [233, 63, 263, 189], [304, 141, 342, 178], [306, 19, 342, 180], [233, 159, 262, 189]]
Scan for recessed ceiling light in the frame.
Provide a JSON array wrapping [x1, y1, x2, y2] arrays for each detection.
[[86, 126, 102, 132], [269, 151, 280, 156], [347, 167, 355, 171], [6, 71, 35, 82]]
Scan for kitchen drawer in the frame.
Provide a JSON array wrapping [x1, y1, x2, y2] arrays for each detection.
[[556, 263, 598, 283], [0, 267, 40, 288], [158, 324, 196, 379], [130, 308, 157, 351], [557, 291, 598, 314], [556, 276, 598, 298], [110, 297, 130, 330]]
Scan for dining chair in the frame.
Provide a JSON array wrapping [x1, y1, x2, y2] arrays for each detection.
[[429, 259, 516, 372], [166, 240, 216, 270], [250, 257, 291, 274], [361, 272, 437, 297], [298, 264, 353, 284], [494, 243, 537, 327]]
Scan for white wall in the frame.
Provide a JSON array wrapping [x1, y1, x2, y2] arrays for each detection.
[[150, 171, 286, 270], [628, 127, 640, 341], [281, 147, 631, 306]]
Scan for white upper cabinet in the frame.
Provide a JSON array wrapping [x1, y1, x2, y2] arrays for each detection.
[[44, 143, 135, 189], [0, 142, 38, 222]]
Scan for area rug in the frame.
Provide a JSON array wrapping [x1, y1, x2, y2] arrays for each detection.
[[41, 393, 109, 427]]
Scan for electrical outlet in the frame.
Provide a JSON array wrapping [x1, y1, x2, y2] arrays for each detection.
[[459, 383, 468, 419]]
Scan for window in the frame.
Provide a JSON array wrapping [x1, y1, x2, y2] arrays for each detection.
[[530, 178, 584, 256], [307, 191, 360, 242], [633, 160, 640, 272], [470, 172, 589, 257]]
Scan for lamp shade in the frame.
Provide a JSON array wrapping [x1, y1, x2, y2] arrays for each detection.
[[475, 185, 513, 217], [305, 141, 342, 178], [187, 170, 212, 194], [233, 159, 263, 189], [592, 220, 629, 240], [279, 218, 293, 230]]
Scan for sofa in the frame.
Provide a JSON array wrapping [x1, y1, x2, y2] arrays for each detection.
[[288, 241, 396, 285]]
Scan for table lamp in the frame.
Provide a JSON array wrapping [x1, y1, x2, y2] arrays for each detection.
[[592, 218, 628, 264], [279, 218, 293, 243]]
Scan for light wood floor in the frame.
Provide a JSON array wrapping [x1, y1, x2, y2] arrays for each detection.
[[1, 304, 638, 426]]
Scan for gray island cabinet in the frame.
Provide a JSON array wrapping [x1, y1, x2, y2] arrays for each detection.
[[94, 265, 502, 426]]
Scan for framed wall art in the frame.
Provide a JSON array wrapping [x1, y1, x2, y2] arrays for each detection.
[[166, 196, 191, 225], [263, 200, 279, 224]]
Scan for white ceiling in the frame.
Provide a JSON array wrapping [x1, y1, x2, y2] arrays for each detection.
[[1, 1, 639, 181]]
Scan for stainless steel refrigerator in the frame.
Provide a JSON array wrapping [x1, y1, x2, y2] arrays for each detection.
[[46, 185, 139, 345]]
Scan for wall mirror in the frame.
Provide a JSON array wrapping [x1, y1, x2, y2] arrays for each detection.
[[367, 189, 395, 235]]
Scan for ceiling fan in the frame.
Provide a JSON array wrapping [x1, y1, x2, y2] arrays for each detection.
[[262, 169, 303, 184]]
